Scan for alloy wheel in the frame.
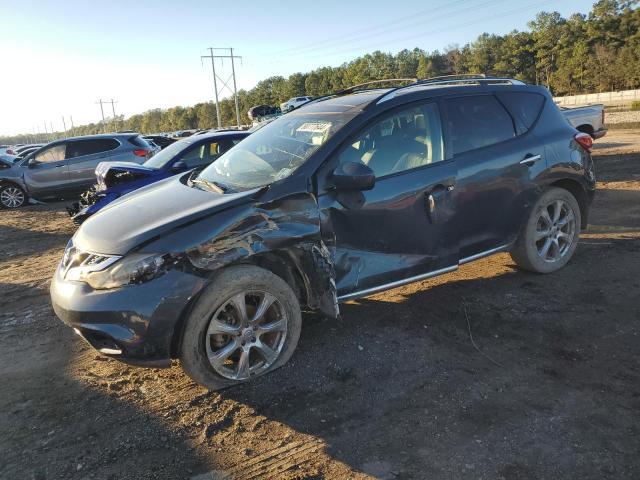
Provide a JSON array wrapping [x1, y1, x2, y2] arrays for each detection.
[[205, 290, 288, 380], [0, 187, 25, 208], [534, 199, 576, 263]]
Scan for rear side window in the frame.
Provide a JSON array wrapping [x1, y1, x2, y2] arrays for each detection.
[[66, 139, 119, 158], [443, 95, 515, 156], [496, 92, 545, 135], [129, 135, 150, 148]]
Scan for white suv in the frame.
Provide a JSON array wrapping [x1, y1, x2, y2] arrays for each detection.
[[280, 96, 313, 112]]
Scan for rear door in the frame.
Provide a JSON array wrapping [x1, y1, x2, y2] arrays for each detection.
[[22, 143, 69, 197], [442, 92, 546, 259], [66, 138, 120, 190]]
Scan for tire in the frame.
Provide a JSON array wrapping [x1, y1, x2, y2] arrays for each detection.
[[0, 184, 27, 209], [510, 187, 581, 273], [179, 265, 302, 390]]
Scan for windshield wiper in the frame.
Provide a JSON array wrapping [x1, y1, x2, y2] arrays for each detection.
[[191, 177, 234, 194]]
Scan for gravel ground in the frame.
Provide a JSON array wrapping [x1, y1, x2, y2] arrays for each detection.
[[604, 110, 640, 124], [1, 130, 639, 480]]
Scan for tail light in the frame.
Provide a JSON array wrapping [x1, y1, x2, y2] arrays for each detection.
[[574, 132, 593, 151], [6, 149, 14, 155], [602, 108, 605, 126], [133, 149, 149, 158]]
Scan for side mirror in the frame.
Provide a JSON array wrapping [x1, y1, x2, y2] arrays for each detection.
[[27, 158, 37, 168], [331, 162, 375, 191], [171, 160, 188, 172]]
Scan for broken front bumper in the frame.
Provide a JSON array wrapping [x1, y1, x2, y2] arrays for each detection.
[[50, 264, 208, 367]]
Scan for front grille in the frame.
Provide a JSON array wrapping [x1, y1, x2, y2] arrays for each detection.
[[61, 241, 121, 279]]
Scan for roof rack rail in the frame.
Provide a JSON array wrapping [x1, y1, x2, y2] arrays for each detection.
[[375, 74, 525, 104], [335, 78, 417, 95], [286, 74, 525, 113]]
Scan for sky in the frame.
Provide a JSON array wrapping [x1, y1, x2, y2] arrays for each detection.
[[0, 0, 596, 136]]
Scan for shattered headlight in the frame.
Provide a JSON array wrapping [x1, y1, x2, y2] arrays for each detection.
[[66, 252, 168, 290]]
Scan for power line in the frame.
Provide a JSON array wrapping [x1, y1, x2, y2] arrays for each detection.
[[303, 0, 554, 61], [201, 47, 243, 128], [272, 0, 477, 57]]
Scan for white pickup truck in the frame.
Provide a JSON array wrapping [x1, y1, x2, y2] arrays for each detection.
[[561, 104, 607, 139]]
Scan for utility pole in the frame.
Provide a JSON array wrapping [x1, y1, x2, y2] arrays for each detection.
[[62, 116, 67, 136], [108, 99, 119, 131], [201, 47, 242, 128], [50, 122, 55, 140], [43, 121, 49, 142], [96, 99, 107, 133], [70, 116, 75, 137]]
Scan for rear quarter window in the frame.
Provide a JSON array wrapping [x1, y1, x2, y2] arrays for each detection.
[[495, 92, 545, 135], [128, 135, 151, 149], [66, 138, 120, 158], [443, 95, 516, 156]]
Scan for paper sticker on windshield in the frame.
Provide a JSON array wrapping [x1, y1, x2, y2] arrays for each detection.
[[297, 122, 332, 134]]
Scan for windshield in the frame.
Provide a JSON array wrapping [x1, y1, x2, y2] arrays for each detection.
[[143, 139, 190, 168], [197, 112, 351, 191]]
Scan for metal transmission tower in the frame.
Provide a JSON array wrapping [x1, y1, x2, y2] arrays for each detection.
[[108, 99, 119, 131], [201, 47, 242, 128], [96, 99, 107, 133], [95, 99, 118, 132]]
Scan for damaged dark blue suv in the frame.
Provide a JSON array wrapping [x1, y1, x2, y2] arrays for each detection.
[[51, 76, 596, 390]]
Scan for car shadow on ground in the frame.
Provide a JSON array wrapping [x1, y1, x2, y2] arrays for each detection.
[[0, 223, 71, 261], [217, 239, 640, 478], [592, 152, 640, 182]]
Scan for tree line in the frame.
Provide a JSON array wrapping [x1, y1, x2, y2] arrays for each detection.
[[3, 0, 638, 145]]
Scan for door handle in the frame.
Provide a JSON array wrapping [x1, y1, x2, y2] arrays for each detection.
[[425, 184, 454, 224], [520, 154, 542, 166]]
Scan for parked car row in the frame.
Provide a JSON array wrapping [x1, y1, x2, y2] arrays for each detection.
[[0, 133, 154, 208], [67, 130, 250, 223], [50, 75, 597, 391]]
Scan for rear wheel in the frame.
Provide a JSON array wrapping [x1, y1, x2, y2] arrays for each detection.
[[510, 187, 581, 273], [0, 184, 27, 209], [179, 265, 302, 390]]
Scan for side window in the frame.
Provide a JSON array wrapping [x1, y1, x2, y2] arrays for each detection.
[[181, 141, 224, 168], [444, 95, 515, 156], [337, 103, 444, 178], [66, 139, 119, 158], [34, 144, 66, 163], [495, 92, 545, 135]]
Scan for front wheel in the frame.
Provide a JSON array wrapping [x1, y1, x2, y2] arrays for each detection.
[[179, 265, 302, 390], [0, 184, 27, 209], [510, 187, 581, 273]]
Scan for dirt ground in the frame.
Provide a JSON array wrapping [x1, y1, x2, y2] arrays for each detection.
[[1, 130, 639, 480]]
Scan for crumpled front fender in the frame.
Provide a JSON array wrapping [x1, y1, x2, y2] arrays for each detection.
[[141, 192, 339, 318]]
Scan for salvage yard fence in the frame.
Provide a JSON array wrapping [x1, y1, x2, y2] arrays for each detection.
[[554, 89, 640, 106]]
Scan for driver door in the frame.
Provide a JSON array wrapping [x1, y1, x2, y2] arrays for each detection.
[[22, 143, 69, 197], [317, 101, 459, 299]]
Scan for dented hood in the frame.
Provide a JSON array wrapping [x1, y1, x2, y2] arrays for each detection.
[[95, 161, 156, 184], [73, 175, 260, 255]]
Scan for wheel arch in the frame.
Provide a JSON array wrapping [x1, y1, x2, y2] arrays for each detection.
[[549, 178, 589, 229], [169, 249, 325, 358], [0, 180, 28, 207], [576, 124, 594, 136]]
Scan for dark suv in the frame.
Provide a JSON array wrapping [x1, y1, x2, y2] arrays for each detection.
[[51, 76, 596, 390]]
